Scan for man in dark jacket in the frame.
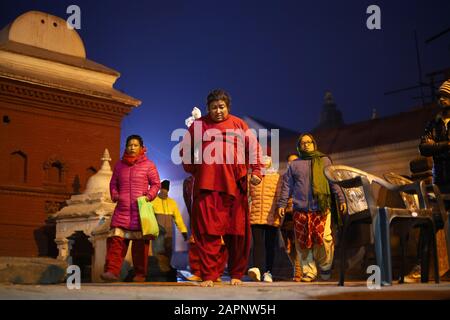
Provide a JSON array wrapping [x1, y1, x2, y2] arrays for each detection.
[[409, 79, 450, 282], [419, 79, 450, 194]]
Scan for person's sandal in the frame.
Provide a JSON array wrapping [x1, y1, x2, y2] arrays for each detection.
[[133, 275, 146, 282], [186, 274, 202, 281], [248, 267, 261, 281], [300, 275, 316, 282]]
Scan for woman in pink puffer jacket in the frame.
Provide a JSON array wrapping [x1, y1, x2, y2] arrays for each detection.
[[101, 135, 161, 282]]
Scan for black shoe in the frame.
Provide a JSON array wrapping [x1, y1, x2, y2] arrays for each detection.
[[101, 272, 119, 282]]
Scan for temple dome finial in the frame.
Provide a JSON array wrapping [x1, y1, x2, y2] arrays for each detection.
[[84, 148, 112, 197]]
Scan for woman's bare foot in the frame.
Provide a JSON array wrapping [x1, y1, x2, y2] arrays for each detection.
[[230, 278, 242, 286], [200, 280, 214, 287]]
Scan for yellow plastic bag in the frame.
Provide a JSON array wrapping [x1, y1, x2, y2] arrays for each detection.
[[137, 196, 159, 238]]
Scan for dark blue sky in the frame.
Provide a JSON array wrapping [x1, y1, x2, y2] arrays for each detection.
[[2, 0, 450, 171]]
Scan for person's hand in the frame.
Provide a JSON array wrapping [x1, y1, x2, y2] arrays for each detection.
[[339, 203, 347, 214], [278, 207, 285, 218], [182, 232, 188, 241], [250, 175, 262, 186], [142, 193, 150, 202]]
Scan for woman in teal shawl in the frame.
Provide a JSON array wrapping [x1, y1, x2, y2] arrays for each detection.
[[277, 133, 346, 282]]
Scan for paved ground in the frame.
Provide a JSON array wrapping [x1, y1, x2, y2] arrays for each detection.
[[1, 280, 450, 300]]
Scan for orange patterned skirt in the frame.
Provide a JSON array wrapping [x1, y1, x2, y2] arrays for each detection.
[[293, 210, 327, 249]]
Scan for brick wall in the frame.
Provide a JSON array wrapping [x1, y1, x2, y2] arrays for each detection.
[[0, 79, 131, 256]]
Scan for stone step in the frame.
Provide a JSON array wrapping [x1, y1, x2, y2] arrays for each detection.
[[0, 257, 68, 284]]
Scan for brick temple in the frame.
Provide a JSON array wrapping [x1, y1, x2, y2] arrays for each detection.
[[0, 11, 140, 257]]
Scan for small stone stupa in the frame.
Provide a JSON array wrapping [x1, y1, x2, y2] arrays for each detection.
[[52, 149, 116, 282]]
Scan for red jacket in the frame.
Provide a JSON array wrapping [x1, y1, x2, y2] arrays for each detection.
[[110, 154, 160, 231], [181, 114, 263, 197]]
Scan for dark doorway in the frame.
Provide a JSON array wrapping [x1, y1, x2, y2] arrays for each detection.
[[68, 231, 93, 283]]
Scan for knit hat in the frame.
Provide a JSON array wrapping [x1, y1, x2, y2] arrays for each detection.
[[439, 79, 450, 96], [161, 180, 170, 191]]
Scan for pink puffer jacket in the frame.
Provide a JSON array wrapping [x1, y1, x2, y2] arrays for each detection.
[[110, 154, 161, 231]]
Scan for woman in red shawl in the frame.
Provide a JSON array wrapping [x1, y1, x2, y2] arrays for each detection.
[[181, 89, 264, 287]]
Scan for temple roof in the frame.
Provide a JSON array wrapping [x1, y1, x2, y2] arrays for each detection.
[[279, 103, 441, 158], [0, 11, 140, 106]]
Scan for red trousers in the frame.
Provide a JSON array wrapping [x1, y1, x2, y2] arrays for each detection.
[[188, 242, 201, 277], [191, 190, 251, 281], [189, 240, 228, 278], [104, 236, 150, 278]]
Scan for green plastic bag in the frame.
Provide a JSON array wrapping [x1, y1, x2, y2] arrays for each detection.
[[137, 196, 159, 238]]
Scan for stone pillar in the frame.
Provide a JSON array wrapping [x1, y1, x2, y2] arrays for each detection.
[[89, 233, 108, 282], [90, 216, 111, 282]]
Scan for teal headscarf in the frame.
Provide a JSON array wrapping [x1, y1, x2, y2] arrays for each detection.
[[296, 133, 332, 213]]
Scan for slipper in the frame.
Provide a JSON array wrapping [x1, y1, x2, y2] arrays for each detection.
[[300, 275, 316, 282]]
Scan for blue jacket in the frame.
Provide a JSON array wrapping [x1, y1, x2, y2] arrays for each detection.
[[277, 157, 345, 212]]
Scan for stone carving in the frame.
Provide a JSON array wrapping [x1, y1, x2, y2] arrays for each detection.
[[44, 201, 66, 214], [52, 149, 116, 282]]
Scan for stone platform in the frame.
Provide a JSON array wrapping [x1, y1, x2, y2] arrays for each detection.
[[1, 280, 449, 300]]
